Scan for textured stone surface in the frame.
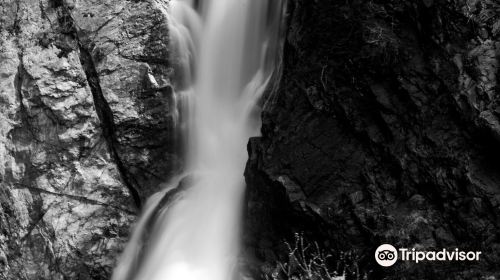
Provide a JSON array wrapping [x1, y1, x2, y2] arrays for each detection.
[[244, 0, 500, 279], [2, 0, 500, 279], [0, 0, 176, 279]]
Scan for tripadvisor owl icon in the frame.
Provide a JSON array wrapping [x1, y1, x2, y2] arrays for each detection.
[[375, 244, 398, 267]]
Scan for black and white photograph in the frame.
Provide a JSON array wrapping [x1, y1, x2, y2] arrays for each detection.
[[0, 0, 499, 279]]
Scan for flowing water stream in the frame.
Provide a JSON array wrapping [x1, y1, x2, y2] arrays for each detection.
[[112, 0, 286, 279]]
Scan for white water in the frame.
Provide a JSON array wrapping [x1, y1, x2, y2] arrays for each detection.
[[113, 0, 285, 279]]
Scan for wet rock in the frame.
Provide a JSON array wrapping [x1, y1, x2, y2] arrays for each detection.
[[244, 0, 500, 279]]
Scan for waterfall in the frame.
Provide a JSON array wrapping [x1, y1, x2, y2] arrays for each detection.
[[112, 0, 286, 279]]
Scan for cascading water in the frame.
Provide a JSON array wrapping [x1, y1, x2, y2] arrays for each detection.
[[112, 0, 286, 279]]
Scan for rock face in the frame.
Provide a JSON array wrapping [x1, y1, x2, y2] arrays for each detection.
[[1, 0, 500, 279], [0, 0, 178, 279], [244, 0, 500, 279]]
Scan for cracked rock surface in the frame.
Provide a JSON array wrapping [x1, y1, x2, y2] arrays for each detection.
[[244, 0, 500, 279], [2, 0, 500, 279], [0, 0, 177, 279]]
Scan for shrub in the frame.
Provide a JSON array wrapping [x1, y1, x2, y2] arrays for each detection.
[[264, 233, 346, 280]]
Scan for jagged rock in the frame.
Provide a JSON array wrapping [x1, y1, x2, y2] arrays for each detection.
[[0, 0, 177, 279], [1, 0, 500, 279], [244, 0, 500, 279]]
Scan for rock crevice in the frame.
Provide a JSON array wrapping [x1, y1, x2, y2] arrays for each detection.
[[0, 0, 177, 278], [244, 0, 500, 279], [77, 40, 143, 208]]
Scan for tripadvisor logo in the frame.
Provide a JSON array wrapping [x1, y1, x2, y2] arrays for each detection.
[[375, 244, 482, 267], [375, 244, 398, 267]]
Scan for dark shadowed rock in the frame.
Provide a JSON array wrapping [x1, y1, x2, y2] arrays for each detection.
[[244, 0, 500, 279]]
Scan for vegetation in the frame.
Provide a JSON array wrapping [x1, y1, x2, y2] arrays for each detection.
[[265, 233, 353, 280]]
